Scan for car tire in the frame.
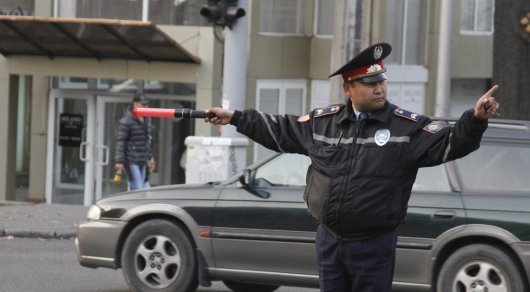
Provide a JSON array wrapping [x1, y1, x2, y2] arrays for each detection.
[[121, 219, 198, 292], [437, 244, 526, 292], [223, 280, 280, 292]]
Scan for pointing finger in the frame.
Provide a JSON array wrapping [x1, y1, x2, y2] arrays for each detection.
[[484, 84, 499, 98]]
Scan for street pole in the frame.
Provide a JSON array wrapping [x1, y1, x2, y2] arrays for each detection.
[[221, 0, 248, 137], [435, 0, 453, 117]]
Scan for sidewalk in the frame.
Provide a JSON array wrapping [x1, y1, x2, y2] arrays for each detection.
[[0, 201, 88, 239]]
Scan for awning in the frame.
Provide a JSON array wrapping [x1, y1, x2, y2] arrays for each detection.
[[0, 16, 200, 64]]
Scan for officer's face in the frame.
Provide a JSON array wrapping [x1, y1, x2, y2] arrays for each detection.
[[344, 80, 387, 112]]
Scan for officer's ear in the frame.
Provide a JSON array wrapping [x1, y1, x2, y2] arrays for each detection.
[[343, 82, 352, 97]]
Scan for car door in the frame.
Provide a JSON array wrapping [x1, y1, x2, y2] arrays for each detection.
[[211, 153, 318, 276], [394, 163, 467, 285]]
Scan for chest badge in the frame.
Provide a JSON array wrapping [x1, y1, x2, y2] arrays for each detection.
[[374, 129, 391, 146]]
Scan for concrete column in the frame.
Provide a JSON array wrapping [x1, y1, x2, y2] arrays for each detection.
[[195, 27, 223, 137], [27, 76, 49, 202], [0, 59, 17, 201]]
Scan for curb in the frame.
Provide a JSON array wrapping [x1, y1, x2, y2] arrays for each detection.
[[0, 228, 76, 239]]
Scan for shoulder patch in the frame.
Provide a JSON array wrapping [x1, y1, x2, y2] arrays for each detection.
[[314, 105, 344, 118], [423, 120, 450, 134], [297, 115, 310, 122], [393, 108, 422, 122]]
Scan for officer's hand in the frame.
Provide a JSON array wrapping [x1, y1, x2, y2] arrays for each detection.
[[474, 85, 500, 120], [204, 107, 234, 125]]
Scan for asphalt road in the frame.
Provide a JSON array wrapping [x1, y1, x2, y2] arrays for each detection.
[[0, 237, 319, 292]]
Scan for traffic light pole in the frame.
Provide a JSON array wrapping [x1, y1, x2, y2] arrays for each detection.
[[220, 0, 248, 138]]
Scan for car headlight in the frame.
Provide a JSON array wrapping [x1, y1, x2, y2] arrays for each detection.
[[86, 205, 101, 220]]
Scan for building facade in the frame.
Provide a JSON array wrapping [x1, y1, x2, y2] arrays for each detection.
[[0, 0, 495, 205]]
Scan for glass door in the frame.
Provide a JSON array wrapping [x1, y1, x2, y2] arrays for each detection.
[[46, 92, 95, 205], [95, 96, 130, 199]]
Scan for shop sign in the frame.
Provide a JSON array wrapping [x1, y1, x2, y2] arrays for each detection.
[[59, 114, 83, 147]]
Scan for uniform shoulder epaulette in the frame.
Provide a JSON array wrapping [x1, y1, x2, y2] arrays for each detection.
[[393, 108, 423, 122], [313, 104, 345, 118]]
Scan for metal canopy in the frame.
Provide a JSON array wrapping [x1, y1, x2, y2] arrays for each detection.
[[0, 16, 201, 64]]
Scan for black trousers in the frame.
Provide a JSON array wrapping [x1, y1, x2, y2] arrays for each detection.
[[315, 225, 398, 292]]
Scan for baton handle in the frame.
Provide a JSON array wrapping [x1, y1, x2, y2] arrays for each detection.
[[133, 108, 216, 119]]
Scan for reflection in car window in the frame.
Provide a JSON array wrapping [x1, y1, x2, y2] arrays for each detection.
[[255, 154, 311, 186], [455, 143, 530, 192], [413, 165, 451, 192]]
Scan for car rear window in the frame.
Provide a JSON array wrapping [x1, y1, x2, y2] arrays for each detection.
[[454, 142, 530, 192]]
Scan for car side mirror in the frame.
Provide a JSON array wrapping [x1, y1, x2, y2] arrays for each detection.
[[239, 169, 252, 187], [238, 169, 270, 198]]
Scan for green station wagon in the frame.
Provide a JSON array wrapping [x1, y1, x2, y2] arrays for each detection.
[[76, 119, 530, 292]]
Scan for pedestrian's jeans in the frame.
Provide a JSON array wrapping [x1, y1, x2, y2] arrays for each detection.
[[124, 164, 150, 190], [315, 225, 398, 292]]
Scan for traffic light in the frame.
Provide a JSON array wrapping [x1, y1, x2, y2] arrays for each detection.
[[200, 0, 246, 29]]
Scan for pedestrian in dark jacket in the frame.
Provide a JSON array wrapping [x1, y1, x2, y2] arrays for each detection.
[[115, 93, 155, 190], [204, 42, 500, 292]]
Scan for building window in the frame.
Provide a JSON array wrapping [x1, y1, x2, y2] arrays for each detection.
[[0, 0, 34, 16], [460, 0, 495, 35], [314, 0, 333, 36], [148, 0, 208, 26], [55, 0, 208, 26], [255, 80, 306, 161], [384, 0, 429, 65], [259, 0, 306, 35]]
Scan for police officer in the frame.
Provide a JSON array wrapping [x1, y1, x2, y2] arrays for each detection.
[[204, 42, 499, 292]]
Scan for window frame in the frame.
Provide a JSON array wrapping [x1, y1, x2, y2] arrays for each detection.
[[258, 0, 307, 37], [313, 0, 333, 38], [254, 79, 307, 162], [384, 0, 430, 66], [459, 0, 495, 36], [53, 0, 207, 25]]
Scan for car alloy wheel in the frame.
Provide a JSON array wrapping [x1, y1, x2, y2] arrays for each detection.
[[134, 234, 180, 288], [437, 244, 526, 292], [122, 219, 198, 292]]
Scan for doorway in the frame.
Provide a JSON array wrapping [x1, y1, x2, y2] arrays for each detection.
[[46, 90, 195, 205]]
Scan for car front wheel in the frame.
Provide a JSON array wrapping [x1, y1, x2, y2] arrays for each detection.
[[437, 244, 526, 292], [121, 219, 198, 292]]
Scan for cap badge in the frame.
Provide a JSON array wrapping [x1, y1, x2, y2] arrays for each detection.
[[374, 129, 390, 146], [373, 46, 383, 59], [367, 64, 383, 74]]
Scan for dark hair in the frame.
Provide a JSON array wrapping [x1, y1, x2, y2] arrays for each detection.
[[132, 93, 149, 104]]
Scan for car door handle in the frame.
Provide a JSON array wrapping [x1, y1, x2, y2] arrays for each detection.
[[433, 210, 456, 220]]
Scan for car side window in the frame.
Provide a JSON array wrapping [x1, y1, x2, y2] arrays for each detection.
[[254, 154, 311, 187], [413, 164, 452, 192], [454, 142, 530, 192]]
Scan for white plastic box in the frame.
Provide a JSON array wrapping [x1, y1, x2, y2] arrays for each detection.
[[184, 136, 248, 184]]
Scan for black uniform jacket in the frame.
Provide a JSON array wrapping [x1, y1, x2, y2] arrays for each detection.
[[230, 101, 488, 240]]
